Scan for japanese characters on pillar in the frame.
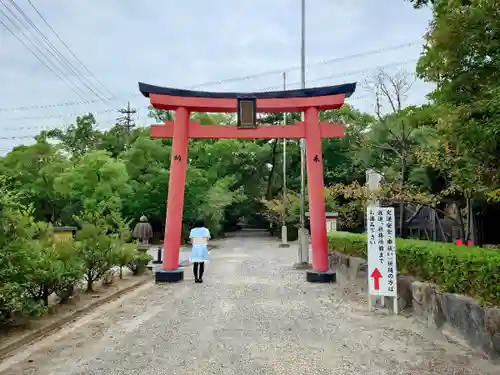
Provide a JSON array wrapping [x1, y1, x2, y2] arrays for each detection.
[[367, 206, 397, 297]]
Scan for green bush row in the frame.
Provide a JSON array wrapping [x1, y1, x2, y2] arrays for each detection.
[[327, 231, 500, 306], [1, 213, 152, 325]]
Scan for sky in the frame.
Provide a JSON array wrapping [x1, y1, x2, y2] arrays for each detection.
[[0, 0, 433, 154]]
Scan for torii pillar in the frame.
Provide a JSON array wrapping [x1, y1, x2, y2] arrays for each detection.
[[139, 81, 357, 284]]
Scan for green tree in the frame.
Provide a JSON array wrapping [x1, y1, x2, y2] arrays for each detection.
[[321, 104, 375, 184], [114, 243, 136, 279], [0, 141, 71, 223], [0, 183, 45, 320], [55, 150, 131, 224], [98, 125, 149, 157], [45, 113, 102, 157], [412, 0, 500, 243], [121, 136, 171, 229], [407, 0, 437, 7], [74, 213, 121, 292], [25, 224, 83, 306]]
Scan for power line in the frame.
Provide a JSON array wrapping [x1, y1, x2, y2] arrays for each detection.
[[0, 2, 90, 99], [1, 0, 105, 101], [25, 0, 114, 99], [211, 41, 421, 84], [253, 60, 418, 93], [0, 57, 418, 124], [0, 40, 422, 112], [0, 5, 89, 100], [0, 93, 390, 139], [0, 116, 151, 140], [0, 85, 431, 143], [0, 80, 432, 143], [5, 0, 108, 100], [1, 108, 116, 124], [0, 9, 85, 100]]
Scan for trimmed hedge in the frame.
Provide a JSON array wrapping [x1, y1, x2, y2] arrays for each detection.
[[328, 231, 500, 306]]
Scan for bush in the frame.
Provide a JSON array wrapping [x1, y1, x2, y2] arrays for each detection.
[[51, 241, 84, 303], [328, 231, 500, 306], [126, 251, 152, 275], [26, 237, 84, 306], [262, 192, 302, 230], [0, 183, 141, 324], [114, 243, 136, 279], [0, 200, 48, 322], [75, 223, 118, 292]]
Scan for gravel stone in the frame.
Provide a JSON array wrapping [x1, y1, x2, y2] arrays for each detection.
[[0, 235, 497, 374]]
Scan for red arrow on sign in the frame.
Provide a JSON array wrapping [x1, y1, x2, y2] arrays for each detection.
[[370, 268, 382, 291]]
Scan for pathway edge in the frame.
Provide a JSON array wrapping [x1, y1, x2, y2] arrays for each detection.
[[0, 277, 151, 361]]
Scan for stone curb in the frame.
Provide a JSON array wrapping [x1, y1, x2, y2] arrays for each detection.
[[327, 251, 500, 362], [0, 277, 151, 361]]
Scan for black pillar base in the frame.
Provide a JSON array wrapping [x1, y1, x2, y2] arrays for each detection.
[[278, 243, 290, 248], [152, 248, 162, 264], [155, 269, 184, 283], [306, 270, 336, 283]]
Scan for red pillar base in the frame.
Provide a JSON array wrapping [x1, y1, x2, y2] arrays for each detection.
[[306, 270, 336, 283], [155, 269, 184, 283]]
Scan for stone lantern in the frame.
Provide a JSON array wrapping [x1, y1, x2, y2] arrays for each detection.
[[132, 215, 153, 248]]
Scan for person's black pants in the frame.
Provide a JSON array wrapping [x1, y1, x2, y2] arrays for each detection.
[[193, 262, 205, 280]]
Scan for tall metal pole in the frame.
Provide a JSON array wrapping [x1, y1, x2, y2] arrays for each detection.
[[297, 0, 309, 265], [280, 72, 289, 248]]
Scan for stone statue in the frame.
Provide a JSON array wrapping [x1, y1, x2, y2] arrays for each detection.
[[132, 215, 153, 245]]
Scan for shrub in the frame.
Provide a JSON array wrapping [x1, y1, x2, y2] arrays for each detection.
[[26, 240, 84, 306], [328, 232, 500, 306], [262, 192, 302, 229], [0, 199, 48, 322], [126, 251, 153, 276], [75, 223, 117, 292], [114, 243, 137, 279], [25, 224, 84, 306], [51, 241, 84, 303]]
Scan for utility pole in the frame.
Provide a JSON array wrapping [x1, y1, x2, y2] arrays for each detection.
[[296, 0, 310, 267], [279, 71, 290, 248], [117, 101, 137, 133], [117, 101, 137, 150]]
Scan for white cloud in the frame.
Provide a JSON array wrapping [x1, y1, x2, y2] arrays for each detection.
[[0, 0, 433, 152]]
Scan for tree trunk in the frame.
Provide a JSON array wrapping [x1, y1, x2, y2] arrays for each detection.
[[465, 193, 475, 245], [266, 140, 279, 200], [398, 156, 407, 238], [43, 283, 50, 306], [119, 266, 123, 279], [457, 204, 466, 243], [86, 271, 94, 292]]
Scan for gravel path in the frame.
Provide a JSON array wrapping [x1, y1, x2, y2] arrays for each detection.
[[0, 234, 497, 374]]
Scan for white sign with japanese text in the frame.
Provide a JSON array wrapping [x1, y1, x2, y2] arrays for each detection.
[[366, 206, 397, 297]]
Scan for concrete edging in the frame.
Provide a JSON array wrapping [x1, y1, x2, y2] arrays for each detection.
[[0, 277, 151, 361]]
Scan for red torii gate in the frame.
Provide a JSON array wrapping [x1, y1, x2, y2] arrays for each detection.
[[138, 82, 357, 283]]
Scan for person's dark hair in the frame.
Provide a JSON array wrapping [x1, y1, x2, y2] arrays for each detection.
[[194, 218, 205, 228]]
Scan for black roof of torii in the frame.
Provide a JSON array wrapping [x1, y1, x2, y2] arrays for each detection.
[[138, 82, 357, 99]]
